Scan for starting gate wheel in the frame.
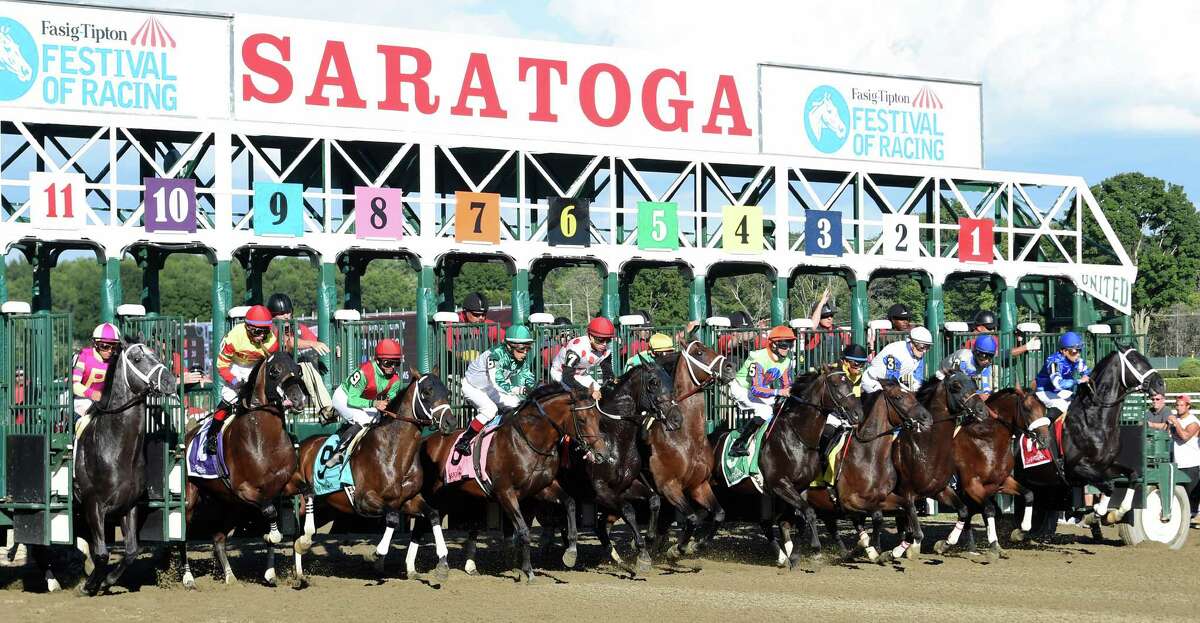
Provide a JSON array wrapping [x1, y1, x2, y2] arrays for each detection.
[[1118, 485, 1190, 550]]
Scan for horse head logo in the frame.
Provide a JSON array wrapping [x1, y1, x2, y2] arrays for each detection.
[[808, 93, 847, 141], [0, 19, 37, 101], [0, 25, 32, 82], [803, 86, 850, 154]]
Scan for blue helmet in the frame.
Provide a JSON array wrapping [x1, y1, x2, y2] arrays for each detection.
[[1059, 331, 1083, 349], [972, 334, 998, 355]]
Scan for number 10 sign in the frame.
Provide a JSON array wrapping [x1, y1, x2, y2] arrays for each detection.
[[144, 178, 197, 233]]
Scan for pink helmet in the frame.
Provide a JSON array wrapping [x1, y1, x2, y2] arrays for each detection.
[[92, 323, 121, 343]]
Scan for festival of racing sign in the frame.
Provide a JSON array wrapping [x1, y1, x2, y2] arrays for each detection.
[[758, 64, 983, 168]]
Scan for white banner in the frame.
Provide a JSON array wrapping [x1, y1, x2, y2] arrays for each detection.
[[759, 64, 982, 168], [1075, 269, 1134, 316], [0, 1, 230, 118], [233, 14, 758, 153]]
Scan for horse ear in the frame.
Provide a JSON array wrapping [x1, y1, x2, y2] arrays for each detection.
[[409, 366, 421, 381]]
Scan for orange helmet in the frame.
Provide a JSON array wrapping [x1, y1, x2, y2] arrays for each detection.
[[767, 326, 794, 342], [375, 339, 403, 361], [586, 316, 616, 339], [245, 305, 273, 327]]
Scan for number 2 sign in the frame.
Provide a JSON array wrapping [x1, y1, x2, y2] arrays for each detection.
[[455, 191, 500, 244], [354, 187, 405, 240], [28, 172, 88, 230], [958, 218, 994, 263], [144, 178, 197, 233], [881, 214, 920, 259]]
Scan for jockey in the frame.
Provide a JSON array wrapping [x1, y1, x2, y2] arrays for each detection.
[[207, 304, 279, 453], [1035, 332, 1091, 420], [324, 339, 405, 467], [861, 326, 932, 395], [624, 332, 675, 372], [840, 343, 869, 397], [71, 323, 121, 418], [728, 325, 796, 457], [937, 334, 996, 400], [551, 316, 617, 401], [266, 293, 330, 355], [455, 325, 537, 456]]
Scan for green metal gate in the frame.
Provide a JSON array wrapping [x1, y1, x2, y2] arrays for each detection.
[[0, 312, 74, 545], [798, 328, 853, 370], [436, 322, 503, 428], [532, 324, 584, 385]]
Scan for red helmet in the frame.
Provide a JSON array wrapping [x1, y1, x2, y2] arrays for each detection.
[[767, 326, 794, 342], [375, 339, 403, 361], [245, 305, 274, 327], [586, 316, 616, 339]]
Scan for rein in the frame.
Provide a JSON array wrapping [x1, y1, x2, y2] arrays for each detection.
[[674, 341, 725, 402], [90, 344, 170, 416]]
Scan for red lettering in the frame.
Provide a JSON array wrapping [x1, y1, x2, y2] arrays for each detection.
[[579, 63, 631, 128], [303, 40, 366, 108], [519, 57, 567, 122], [377, 45, 439, 114], [241, 33, 292, 104], [701, 75, 752, 136], [450, 53, 508, 119], [642, 69, 692, 132]]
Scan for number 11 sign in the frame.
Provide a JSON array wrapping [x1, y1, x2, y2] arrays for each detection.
[[144, 178, 197, 233]]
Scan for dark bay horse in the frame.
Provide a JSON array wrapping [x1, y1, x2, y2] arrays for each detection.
[[933, 387, 1045, 559], [39, 337, 177, 594], [557, 360, 678, 574], [181, 351, 307, 588], [409, 386, 609, 582], [644, 340, 735, 559], [805, 380, 930, 563], [1012, 346, 1162, 539], [708, 366, 862, 569], [286, 371, 452, 586], [888, 370, 985, 561]]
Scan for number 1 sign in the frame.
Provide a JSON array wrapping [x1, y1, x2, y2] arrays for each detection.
[[958, 218, 994, 263], [144, 178, 197, 233]]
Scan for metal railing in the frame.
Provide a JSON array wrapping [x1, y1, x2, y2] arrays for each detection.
[[435, 322, 504, 428]]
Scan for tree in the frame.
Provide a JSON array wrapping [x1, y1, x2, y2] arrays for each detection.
[[543, 266, 602, 324], [710, 273, 771, 321], [628, 267, 687, 324]]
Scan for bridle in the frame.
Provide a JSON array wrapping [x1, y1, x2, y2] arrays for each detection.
[[381, 374, 451, 427], [1084, 347, 1157, 409], [674, 341, 727, 403], [90, 343, 171, 415], [595, 363, 678, 430], [944, 370, 987, 423], [505, 393, 608, 463]]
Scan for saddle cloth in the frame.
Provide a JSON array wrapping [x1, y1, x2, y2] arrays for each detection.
[[720, 424, 771, 492], [313, 433, 358, 498], [186, 416, 231, 479], [444, 429, 496, 493], [1017, 413, 1066, 469]]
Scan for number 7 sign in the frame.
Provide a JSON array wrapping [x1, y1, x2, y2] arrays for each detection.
[[455, 191, 500, 244], [958, 218, 994, 263]]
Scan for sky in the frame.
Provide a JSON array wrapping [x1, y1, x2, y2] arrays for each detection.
[[78, 0, 1200, 200]]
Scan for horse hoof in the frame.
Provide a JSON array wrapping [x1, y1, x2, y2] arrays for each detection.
[[933, 540, 950, 555], [293, 576, 309, 590], [562, 547, 577, 569], [182, 571, 196, 590], [636, 553, 653, 574], [294, 536, 312, 555], [373, 556, 386, 576], [265, 530, 283, 545], [609, 547, 625, 566], [666, 545, 682, 561], [904, 545, 920, 561], [464, 559, 478, 576], [264, 568, 277, 587], [46, 578, 61, 593], [992, 544, 1009, 560], [521, 570, 535, 584], [683, 541, 700, 557], [877, 551, 893, 565], [1105, 510, 1123, 525], [775, 550, 789, 568], [1009, 528, 1025, 543], [1090, 524, 1104, 542], [224, 572, 237, 585], [435, 559, 449, 582]]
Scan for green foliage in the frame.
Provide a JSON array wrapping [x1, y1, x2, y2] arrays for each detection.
[[710, 273, 771, 321], [360, 260, 416, 313], [542, 266, 602, 323], [868, 275, 925, 324], [628, 267, 687, 324], [944, 275, 999, 322], [452, 261, 510, 309], [789, 275, 851, 326], [1165, 377, 1200, 393], [1177, 358, 1200, 378]]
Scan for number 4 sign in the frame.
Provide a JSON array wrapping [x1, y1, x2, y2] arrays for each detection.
[[144, 178, 197, 233], [958, 218, 994, 263], [28, 172, 88, 230], [722, 205, 764, 253]]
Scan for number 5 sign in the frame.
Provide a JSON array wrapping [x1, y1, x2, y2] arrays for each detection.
[[455, 191, 500, 244], [637, 201, 678, 250], [548, 197, 590, 247], [28, 172, 88, 230], [958, 218, 994, 263], [881, 214, 920, 259], [144, 178, 197, 233]]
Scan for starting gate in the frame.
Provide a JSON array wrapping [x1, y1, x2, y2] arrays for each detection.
[[331, 313, 408, 389], [0, 310, 74, 545], [704, 325, 772, 431], [435, 320, 503, 428], [797, 328, 853, 370], [532, 323, 583, 385]]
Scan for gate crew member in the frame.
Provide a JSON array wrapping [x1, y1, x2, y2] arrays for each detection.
[[728, 326, 796, 457], [455, 325, 537, 456], [937, 334, 997, 400], [861, 326, 933, 396], [72, 323, 121, 418], [324, 339, 405, 467], [266, 293, 330, 355], [551, 316, 617, 401], [1035, 331, 1091, 420], [963, 310, 1034, 358], [624, 332, 676, 372], [206, 304, 279, 453]]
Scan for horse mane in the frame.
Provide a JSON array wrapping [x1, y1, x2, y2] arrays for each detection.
[[239, 355, 268, 404], [93, 342, 125, 411], [528, 383, 568, 401], [915, 375, 942, 404], [657, 351, 682, 376], [789, 371, 820, 398]]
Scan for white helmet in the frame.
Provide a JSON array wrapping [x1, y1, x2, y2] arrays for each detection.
[[908, 326, 933, 345]]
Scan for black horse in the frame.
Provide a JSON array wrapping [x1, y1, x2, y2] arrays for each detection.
[[36, 336, 178, 594], [1013, 345, 1163, 539]]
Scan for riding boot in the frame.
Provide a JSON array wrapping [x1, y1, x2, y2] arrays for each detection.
[[204, 401, 234, 455], [324, 423, 363, 468], [455, 420, 485, 457], [729, 416, 766, 457], [818, 423, 839, 460]]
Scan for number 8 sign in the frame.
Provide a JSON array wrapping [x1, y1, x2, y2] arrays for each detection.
[[637, 201, 678, 250], [355, 186, 405, 240], [253, 182, 304, 237], [144, 178, 197, 233]]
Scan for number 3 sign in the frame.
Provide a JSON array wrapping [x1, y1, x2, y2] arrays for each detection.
[[804, 210, 842, 256]]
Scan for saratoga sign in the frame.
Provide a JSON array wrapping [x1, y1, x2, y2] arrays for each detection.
[[234, 15, 758, 153]]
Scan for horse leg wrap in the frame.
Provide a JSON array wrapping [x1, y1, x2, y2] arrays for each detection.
[[1021, 492, 1034, 532], [947, 521, 965, 545], [857, 530, 870, 549], [890, 541, 910, 558], [1116, 488, 1135, 516], [376, 526, 395, 557], [293, 551, 304, 579], [1093, 494, 1110, 517], [303, 498, 316, 537], [45, 568, 61, 592], [405, 540, 420, 575], [784, 539, 794, 556], [986, 516, 998, 544], [432, 525, 449, 559]]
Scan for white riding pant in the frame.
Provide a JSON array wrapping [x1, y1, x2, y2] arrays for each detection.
[[332, 386, 379, 427], [1036, 390, 1071, 415], [727, 382, 774, 421], [219, 363, 254, 403], [73, 398, 93, 418], [461, 380, 520, 426]]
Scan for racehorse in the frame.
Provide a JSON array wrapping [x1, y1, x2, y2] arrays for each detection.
[[286, 371, 452, 587], [557, 360, 679, 574], [180, 351, 308, 588], [409, 385, 610, 582], [805, 380, 930, 563], [708, 366, 862, 569], [888, 370, 985, 560], [1012, 345, 1163, 539], [643, 340, 736, 559], [933, 388, 1045, 559], [37, 337, 177, 595]]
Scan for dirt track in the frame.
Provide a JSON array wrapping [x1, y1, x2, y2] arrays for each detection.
[[3, 519, 1198, 622]]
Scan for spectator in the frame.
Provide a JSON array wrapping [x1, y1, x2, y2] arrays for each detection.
[[887, 304, 914, 331], [1166, 394, 1200, 524], [806, 287, 848, 354], [1147, 392, 1171, 432]]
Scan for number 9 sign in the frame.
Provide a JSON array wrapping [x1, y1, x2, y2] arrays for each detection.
[[354, 186, 405, 240], [637, 201, 678, 250], [253, 182, 304, 237], [804, 210, 842, 256]]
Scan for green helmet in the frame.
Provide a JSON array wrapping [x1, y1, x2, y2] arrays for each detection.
[[505, 324, 533, 344]]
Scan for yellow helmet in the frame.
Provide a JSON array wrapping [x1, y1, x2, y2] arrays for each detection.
[[648, 333, 674, 352]]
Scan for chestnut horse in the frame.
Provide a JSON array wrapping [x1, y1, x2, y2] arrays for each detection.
[[181, 351, 308, 588], [409, 386, 609, 582], [286, 371, 452, 586], [933, 387, 1045, 559]]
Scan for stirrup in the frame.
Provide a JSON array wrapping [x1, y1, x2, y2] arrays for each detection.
[[455, 438, 474, 457]]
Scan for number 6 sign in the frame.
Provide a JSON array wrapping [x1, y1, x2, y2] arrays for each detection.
[[958, 218, 994, 263], [548, 197, 590, 247], [144, 178, 197, 233]]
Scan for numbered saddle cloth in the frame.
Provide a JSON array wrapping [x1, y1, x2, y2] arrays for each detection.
[[720, 424, 771, 492], [313, 433, 358, 497], [186, 417, 230, 479], [444, 430, 496, 493]]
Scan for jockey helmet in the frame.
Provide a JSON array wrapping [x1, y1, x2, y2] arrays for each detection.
[[463, 292, 488, 315], [767, 326, 795, 342], [842, 343, 869, 363], [374, 339, 403, 361], [586, 316, 616, 339], [729, 311, 752, 328], [887, 304, 912, 320], [505, 325, 533, 344], [245, 305, 274, 327], [908, 326, 933, 345], [1059, 331, 1083, 350], [92, 323, 121, 343], [648, 333, 674, 352], [633, 309, 652, 325], [973, 310, 998, 330], [972, 334, 998, 356], [266, 293, 293, 316], [815, 302, 835, 319]]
